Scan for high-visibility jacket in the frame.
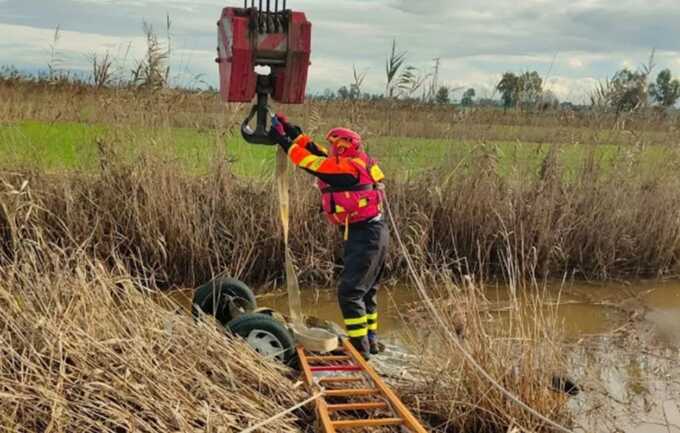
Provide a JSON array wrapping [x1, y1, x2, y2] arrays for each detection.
[[317, 152, 384, 225], [285, 134, 386, 225]]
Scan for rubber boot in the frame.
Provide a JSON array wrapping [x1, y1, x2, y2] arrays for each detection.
[[350, 336, 371, 360], [368, 331, 380, 355]]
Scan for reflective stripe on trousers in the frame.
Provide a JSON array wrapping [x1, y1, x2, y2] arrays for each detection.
[[366, 312, 378, 331], [344, 316, 368, 338]]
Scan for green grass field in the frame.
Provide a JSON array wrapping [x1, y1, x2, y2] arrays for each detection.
[[0, 120, 673, 179]]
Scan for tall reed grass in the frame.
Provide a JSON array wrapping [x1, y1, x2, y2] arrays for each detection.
[[395, 277, 571, 433], [0, 166, 577, 433], [2, 139, 680, 289], [1, 77, 679, 145], [2, 78, 680, 289], [0, 181, 576, 433], [0, 229, 307, 432]]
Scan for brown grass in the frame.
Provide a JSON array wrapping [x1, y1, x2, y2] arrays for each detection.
[[1, 77, 679, 145], [0, 231, 308, 432], [394, 277, 571, 433], [0, 173, 577, 433], [3, 143, 680, 289], [2, 79, 680, 288]]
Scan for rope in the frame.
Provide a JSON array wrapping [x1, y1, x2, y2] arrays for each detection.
[[276, 146, 304, 326], [238, 390, 325, 433], [383, 196, 575, 433]]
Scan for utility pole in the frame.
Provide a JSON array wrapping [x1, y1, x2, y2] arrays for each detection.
[[430, 57, 441, 102]]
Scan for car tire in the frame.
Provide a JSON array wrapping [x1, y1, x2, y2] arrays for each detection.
[[226, 313, 297, 366], [192, 277, 256, 326]]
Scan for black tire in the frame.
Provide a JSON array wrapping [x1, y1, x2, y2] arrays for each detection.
[[226, 313, 297, 366], [192, 277, 256, 326]]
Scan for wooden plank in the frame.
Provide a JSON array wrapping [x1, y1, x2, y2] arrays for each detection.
[[327, 402, 389, 412], [307, 355, 352, 362], [342, 339, 430, 433], [325, 388, 380, 397], [297, 346, 337, 433], [332, 418, 403, 429], [318, 376, 365, 384]]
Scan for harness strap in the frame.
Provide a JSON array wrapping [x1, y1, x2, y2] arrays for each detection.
[[321, 184, 381, 194]]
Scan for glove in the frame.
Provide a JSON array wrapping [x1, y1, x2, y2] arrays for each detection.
[[269, 115, 293, 149], [275, 112, 303, 140]]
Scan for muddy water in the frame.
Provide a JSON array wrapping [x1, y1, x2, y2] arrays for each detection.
[[251, 281, 680, 343], [168, 280, 680, 433]]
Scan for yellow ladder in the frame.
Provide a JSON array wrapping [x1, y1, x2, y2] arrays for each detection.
[[297, 339, 429, 433]]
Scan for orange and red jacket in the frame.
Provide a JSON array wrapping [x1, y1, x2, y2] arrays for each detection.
[[281, 134, 386, 225]]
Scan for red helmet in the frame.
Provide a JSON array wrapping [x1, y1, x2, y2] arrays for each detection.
[[326, 127, 362, 156]]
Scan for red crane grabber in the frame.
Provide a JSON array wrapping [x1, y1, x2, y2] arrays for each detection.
[[216, 1, 312, 145]]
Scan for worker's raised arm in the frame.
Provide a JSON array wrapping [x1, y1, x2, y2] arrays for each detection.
[[268, 115, 359, 187], [278, 134, 360, 188]]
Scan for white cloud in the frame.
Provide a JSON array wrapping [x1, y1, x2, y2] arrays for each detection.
[[0, 23, 147, 70], [2, 0, 680, 101], [544, 76, 599, 103], [568, 57, 584, 69]]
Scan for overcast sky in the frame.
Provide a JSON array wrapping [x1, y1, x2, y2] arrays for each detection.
[[1, 0, 679, 103]]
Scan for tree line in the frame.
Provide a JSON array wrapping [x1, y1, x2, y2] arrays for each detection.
[[314, 41, 679, 112]]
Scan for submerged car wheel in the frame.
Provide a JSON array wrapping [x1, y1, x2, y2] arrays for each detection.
[[226, 313, 297, 365], [192, 277, 256, 326]]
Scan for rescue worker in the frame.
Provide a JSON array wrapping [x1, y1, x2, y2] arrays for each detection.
[[269, 114, 389, 359]]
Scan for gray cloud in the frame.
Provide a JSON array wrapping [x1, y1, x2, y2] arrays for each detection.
[[1, 0, 679, 101]]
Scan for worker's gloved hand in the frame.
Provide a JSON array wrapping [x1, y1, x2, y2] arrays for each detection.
[[275, 112, 303, 140], [269, 115, 293, 150]]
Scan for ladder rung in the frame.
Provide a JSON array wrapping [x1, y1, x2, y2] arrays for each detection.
[[325, 388, 380, 397], [318, 376, 364, 384], [311, 365, 362, 372], [332, 418, 403, 429], [327, 402, 388, 412], [307, 355, 352, 362]]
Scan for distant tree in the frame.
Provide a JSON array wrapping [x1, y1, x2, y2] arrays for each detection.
[[337, 85, 350, 100], [592, 68, 647, 112], [435, 86, 450, 104], [477, 97, 500, 108], [649, 69, 680, 107], [560, 101, 576, 111], [539, 89, 559, 111], [322, 88, 336, 100], [461, 88, 476, 107], [516, 71, 543, 107], [497, 71, 543, 109], [497, 72, 519, 108]]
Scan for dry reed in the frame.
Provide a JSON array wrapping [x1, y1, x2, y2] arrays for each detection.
[[3, 136, 680, 289], [0, 236, 308, 432], [1, 78, 679, 144], [394, 277, 571, 433]]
